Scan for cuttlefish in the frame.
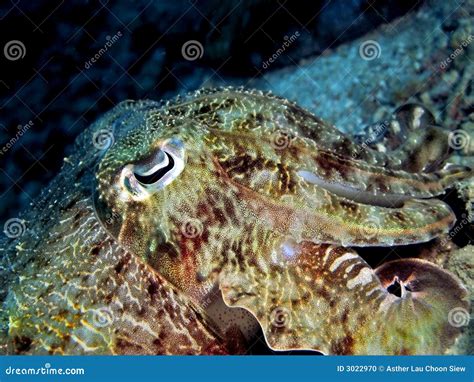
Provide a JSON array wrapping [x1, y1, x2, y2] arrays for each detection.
[[0, 88, 471, 354]]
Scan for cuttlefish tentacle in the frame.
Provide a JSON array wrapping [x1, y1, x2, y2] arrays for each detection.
[[210, 133, 460, 247], [220, 241, 468, 354], [291, 148, 468, 203], [211, 128, 468, 200], [236, 178, 456, 247]]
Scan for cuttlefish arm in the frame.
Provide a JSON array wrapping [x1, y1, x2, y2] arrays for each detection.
[[201, 96, 471, 247], [238, 181, 456, 247], [219, 242, 469, 354], [287, 102, 468, 201], [209, 120, 470, 205], [214, 147, 458, 247], [294, 149, 469, 204]]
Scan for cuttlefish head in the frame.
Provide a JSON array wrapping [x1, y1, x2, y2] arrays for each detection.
[[94, 101, 228, 302], [94, 96, 269, 341]]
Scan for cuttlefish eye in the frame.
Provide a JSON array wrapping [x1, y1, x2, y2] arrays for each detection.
[[133, 150, 174, 185], [119, 137, 185, 200]]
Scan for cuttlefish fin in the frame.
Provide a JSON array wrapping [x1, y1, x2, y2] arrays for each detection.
[[219, 242, 469, 354]]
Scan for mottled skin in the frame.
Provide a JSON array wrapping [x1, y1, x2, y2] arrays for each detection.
[[0, 88, 471, 354]]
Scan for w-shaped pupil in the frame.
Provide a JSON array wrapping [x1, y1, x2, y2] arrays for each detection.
[[387, 279, 412, 297], [134, 152, 175, 185]]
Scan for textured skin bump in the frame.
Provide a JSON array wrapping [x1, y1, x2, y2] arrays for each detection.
[[0, 88, 471, 354]]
